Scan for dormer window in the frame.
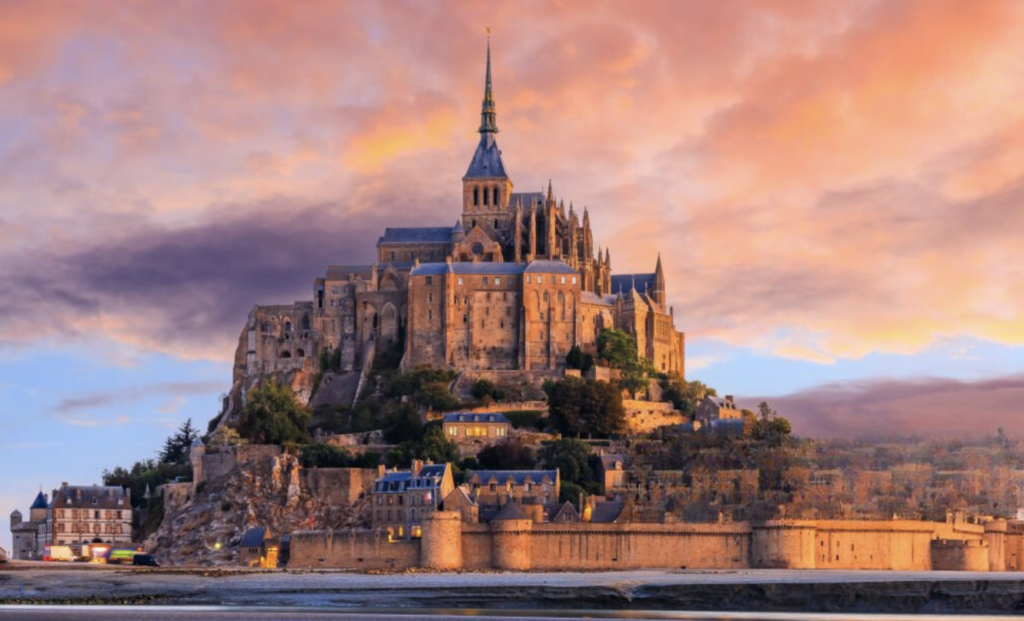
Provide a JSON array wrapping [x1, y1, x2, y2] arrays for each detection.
[[92, 498, 98, 505]]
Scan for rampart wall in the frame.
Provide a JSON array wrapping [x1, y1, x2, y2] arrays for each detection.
[[288, 517, 987, 572], [301, 468, 377, 506]]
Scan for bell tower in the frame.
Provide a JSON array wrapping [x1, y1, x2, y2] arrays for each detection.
[[462, 32, 514, 236]]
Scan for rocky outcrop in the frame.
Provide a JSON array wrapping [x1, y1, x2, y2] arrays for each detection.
[[146, 447, 368, 566]]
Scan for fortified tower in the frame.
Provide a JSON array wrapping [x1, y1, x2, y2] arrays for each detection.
[[490, 503, 533, 570], [420, 511, 463, 570]]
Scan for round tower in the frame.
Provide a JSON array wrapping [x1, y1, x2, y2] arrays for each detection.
[[752, 521, 816, 569], [491, 503, 533, 571], [420, 511, 463, 570]]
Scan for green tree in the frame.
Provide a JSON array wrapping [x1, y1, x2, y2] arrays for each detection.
[[539, 438, 600, 494], [158, 418, 198, 465], [384, 402, 423, 444], [477, 440, 537, 470], [597, 329, 637, 369], [545, 377, 625, 438], [238, 381, 312, 445], [565, 345, 594, 372], [752, 401, 792, 448], [419, 425, 460, 464]]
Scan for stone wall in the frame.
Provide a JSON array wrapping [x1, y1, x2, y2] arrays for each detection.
[[288, 529, 420, 570], [932, 539, 990, 571], [287, 518, 1010, 572], [622, 399, 685, 434], [301, 468, 377, 506]]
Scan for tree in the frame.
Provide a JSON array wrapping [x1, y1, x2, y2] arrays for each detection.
[[238, 381, 312, 445], [597, 329, 637, 369], [565, 345, 594, 372], [159, 418, 199, 465], [539, 438, 600, 494], [471, 379, 506, 402], [752, 401, 792, 448], [545, 377, 625, 438], [477, 440, 537, 470], [384, 402, 423, 444], [662, 376, 717, 416], [419, 425, 460, 464]]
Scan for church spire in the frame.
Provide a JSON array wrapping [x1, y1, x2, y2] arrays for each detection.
[[479, 31, 499, 134]]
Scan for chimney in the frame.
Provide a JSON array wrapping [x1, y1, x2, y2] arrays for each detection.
[[725, 395, 734, 407], [412, 459, 423, 477], [377, 464, 386, 479]]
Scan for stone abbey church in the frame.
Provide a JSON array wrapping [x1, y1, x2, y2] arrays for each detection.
[[240, 40, 684, 388]]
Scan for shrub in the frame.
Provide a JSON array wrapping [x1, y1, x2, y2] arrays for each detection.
[[471, 379, 506, 402], [505, 410, 544, 430]]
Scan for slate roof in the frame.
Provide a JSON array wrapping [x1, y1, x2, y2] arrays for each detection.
[[492, 501, 528, 521], [374, 464, 449, 494], [600, 454, 626, 472], [467, 470, 557, 485], [30, 492, 48, 510], [464, 133, 508, 179], [581, 291, 616, 306], [53, 485, 129, 510], [325, 265, 373, 280], [240, 527, 267, 548], [511, 191, 545, 208], [590, 500, 625, 523], [378, 227, 454, 245], [410, 262, 525, 277], [443, 413, 511, 424], [524, 261, 580, 274], [611, 273, 656, 295]]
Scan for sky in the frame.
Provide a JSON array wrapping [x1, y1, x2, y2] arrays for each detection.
[[2, 0, 1024, 549]]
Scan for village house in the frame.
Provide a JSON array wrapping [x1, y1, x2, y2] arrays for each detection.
[[371, 461, 455, 540]]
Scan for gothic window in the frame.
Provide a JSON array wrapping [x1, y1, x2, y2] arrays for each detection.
[[543, 292, 549, 302], [483, 187, 489, 206], [493, 187, 499, 205], [473, 187, 479, 206], [557, 291, 564, 305], [283, 319, 292, 333]]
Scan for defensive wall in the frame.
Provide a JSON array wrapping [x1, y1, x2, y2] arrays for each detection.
[[289, 514, 1008, 571]]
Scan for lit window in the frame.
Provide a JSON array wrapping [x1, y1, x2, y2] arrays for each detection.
[[495, 277, 501, 285], [458, 277, 464, 285], [526, 275, 531, 284], [561, 276, 566, 284], [571, 276, 577, 284]]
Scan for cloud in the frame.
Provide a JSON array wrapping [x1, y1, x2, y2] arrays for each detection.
[[1, 0, 1023, 371], [51, 380, 224, 426], [751, 374, 1024, 438]]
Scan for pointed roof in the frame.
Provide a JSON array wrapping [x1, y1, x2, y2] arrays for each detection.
[[479, 33, 498, 134], [30, 491, 48, 510], [492, 501, 529, 521]]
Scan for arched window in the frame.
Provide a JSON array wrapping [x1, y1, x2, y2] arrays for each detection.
[[473, 187, 479, 206], [280, 350, 292, 359], [543, 291, 549, 302], [483, 187, 489, 206], [301, 315, 310, 331], [493, 187, 499, 205], [296, 348, 305, 358], [283, 319, 292, 333]]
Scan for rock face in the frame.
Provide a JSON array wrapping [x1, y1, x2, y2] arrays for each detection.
[[147, 446, 370, 566]]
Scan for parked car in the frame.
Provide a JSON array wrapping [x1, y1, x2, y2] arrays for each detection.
[[132, 554, 159, 567]]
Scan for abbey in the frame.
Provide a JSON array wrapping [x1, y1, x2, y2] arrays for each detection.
[[240, 39, 684, 389]]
